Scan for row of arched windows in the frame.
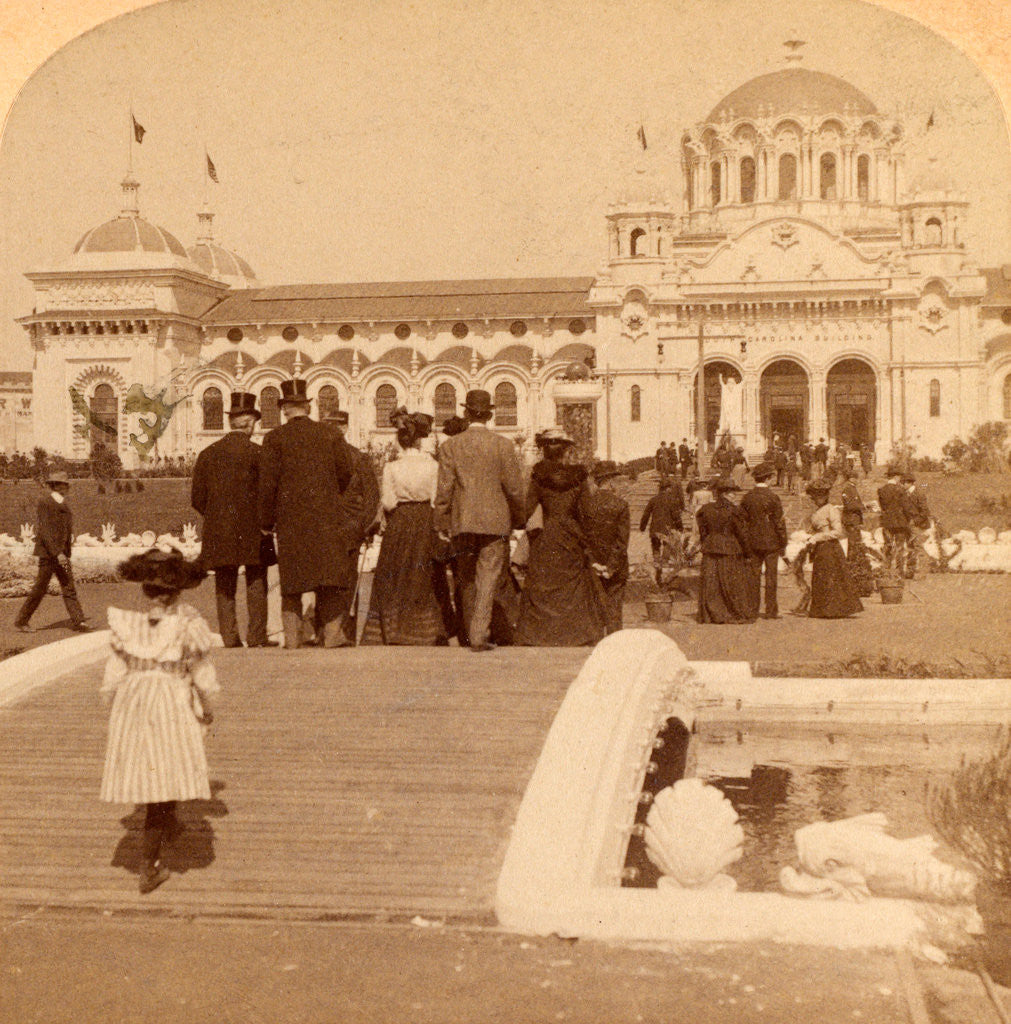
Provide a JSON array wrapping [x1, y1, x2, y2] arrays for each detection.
[[200, 381, 521, 431], [697, 152, 872, 207]]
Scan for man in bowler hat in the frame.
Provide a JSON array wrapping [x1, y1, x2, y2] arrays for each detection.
[[191, 392, 272, 647], [318, 408, 380, 643], [258, 379, 354, 648], [434, 389, 525, 651], [740, 461, 787, 619], [14, 470, 90, 632]]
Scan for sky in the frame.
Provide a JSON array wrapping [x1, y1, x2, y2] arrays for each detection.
[[0, 0, 1009, 372]]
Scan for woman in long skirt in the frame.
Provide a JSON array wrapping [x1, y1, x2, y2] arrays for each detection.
[[361, 409, 448, 645], [101, 548, 217, 894], [696, 476, 756, 623], [802, 481, 863, 618], [514, 429, 607, 647]]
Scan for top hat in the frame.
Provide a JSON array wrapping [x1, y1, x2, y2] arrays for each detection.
[[592, 460, 623, 483], [279, 378, 310, 405], [751, 462, 775, 482], [46, 471, 70, 486], [462, 389, 494, 415], [228, 392, 261, 420], [118, 546, 207, 592], [535, 427, 575, 447], [711, 476, 740, 493]]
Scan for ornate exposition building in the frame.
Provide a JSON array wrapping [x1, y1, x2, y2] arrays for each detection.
[[15, 65, 1011, 466]]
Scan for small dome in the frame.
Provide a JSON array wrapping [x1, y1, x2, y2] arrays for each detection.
[[74, 217, 188, 257], [707, 68, 878, 123], [187, 242, 258, 286]]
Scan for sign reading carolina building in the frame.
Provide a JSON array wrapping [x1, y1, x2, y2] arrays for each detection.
[[16, 65, 1011, 467]]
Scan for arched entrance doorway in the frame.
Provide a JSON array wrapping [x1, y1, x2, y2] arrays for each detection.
[[827, 359, 876, 447], [693, 361, 741, 447], [760, 360, 809, 444], [89, 383, 118, 456]]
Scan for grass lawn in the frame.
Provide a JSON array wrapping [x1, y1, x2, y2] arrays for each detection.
[[0, 478, 199, 539], [910, 470, 1011, 532]]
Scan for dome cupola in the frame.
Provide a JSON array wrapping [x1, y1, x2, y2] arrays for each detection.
[[187, 208, 258, 289]]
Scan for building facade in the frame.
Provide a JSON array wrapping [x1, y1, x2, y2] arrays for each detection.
[[16, 66, 1011, 467]]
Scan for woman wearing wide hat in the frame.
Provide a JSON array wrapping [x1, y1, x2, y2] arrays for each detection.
[[695, 476, 755, 624], [798, 481, 863, 618], [100, 547, 218, 894], [514, 428, 607, 646]]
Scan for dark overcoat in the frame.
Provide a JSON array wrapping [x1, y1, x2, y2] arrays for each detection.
[[33, 492, 73, 558], [191, 430, 263, 568], [258, 416, 353, 594], [740, 486, 787, 554]]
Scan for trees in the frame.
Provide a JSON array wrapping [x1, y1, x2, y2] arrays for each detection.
[[943, 422, 1009, 473], [89, 443, 123, 483]]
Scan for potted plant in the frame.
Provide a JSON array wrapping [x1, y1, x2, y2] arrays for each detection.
[[877, 569, 904, 604], [643, 583, 674, 623]]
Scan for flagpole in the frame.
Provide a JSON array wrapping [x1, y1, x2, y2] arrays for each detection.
[[128, 106, 133, 172]]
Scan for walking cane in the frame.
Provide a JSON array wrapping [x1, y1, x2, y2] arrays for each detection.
[[349, 536, 372, 644]]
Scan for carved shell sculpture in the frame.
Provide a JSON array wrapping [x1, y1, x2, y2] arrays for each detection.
[[643, 778, 744, 889]]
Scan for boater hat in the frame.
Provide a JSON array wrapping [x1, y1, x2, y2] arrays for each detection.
[[535, 427, 575, 447], [462, 389, 494, 415], [751, 462, 775, 482], [279, 378, 310, 406], [46, 471, 70, 486], [228, 392, 260, 420]]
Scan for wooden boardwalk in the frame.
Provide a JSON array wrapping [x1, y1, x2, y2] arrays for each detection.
[[0, 647, 586, 921]]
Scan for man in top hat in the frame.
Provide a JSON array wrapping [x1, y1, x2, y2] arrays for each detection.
[[678, 438, 691, 474], [901, 472, 931, 580], [740, 462, 788, 619], [877, 465, 913, 578], [191, 392, 272, 647], [434, 389, 525, 651], [582, 461, 630, 634], [317, 408, 381, 644], [14, 470, 90, 632], [258, 378, 354, 648]]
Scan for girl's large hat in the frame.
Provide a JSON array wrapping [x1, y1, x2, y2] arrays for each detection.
[[711, 476, 740, 492], [535, 427, 575, 447], [119, 546, 207, 591], [805, 481, 832, 497]]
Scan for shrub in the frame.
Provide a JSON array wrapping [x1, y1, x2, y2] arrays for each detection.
[[929, 728, 1011, 887], [90, 444, 123, 483]]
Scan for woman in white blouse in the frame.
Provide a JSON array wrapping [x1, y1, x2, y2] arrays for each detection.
[[360, 409, 448, 644], [800, 481, 862, 618]]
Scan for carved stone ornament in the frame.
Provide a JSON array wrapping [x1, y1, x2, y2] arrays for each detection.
[[620, 299, 650, 342], [917, 294, 950, 334], [771, 222, 798, 250], [46, 280, 156, 311]]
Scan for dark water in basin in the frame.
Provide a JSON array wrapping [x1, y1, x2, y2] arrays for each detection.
[[624, 720, 1001, 892]]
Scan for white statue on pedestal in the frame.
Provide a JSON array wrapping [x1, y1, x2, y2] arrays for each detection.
[[717, 374, 743, 438]]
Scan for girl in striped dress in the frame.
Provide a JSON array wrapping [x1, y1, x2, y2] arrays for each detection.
[[100, 548, 218, 894]]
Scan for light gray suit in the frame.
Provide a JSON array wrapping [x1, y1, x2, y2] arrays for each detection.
[[435, 423, 525, 647]]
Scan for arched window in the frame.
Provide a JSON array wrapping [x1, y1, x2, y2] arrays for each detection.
[[89, 383, 118, 454], [318, 384, 340, 420], [929, 379, 941, 417], [494, 382, 518, 427], [820, 153, 837, 200], [925, 218, 943, 247], [710, 161, 721, 206], [374, 384, 397, 428], [778, 153, 797, 200], [857, 154, 871, 201], [1004, 374, 1011, 419], [629, 227, 646, 257], [740, 157, 755, 203], [202, 387, 224, 431], [630, 384, 641, 423], [260, 386, 280, 430], [433, 382, 457, 427]]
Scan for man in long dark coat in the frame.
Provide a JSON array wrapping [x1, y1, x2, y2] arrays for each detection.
[[258, 379, 353, 648], [318, 409, 380, 644], [639, 476, 685, 586], [877, 466, 912, 577], [191, 392, 270, 647], [740, 462, 787, 619]]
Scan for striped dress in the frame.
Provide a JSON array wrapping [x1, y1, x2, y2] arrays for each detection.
[[100, 604, 219, 804]]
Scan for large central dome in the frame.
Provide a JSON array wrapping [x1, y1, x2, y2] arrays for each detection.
[[707, 68, 878, 123]]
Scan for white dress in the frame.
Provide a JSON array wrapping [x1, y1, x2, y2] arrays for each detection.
[[100, 603, 219, 804]]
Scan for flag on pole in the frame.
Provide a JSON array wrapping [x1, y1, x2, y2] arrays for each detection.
[[132, 115, 146, 143], [637, 124, 647, 150], [926, 110, 935, 130], [206, 152, 219, 183]]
